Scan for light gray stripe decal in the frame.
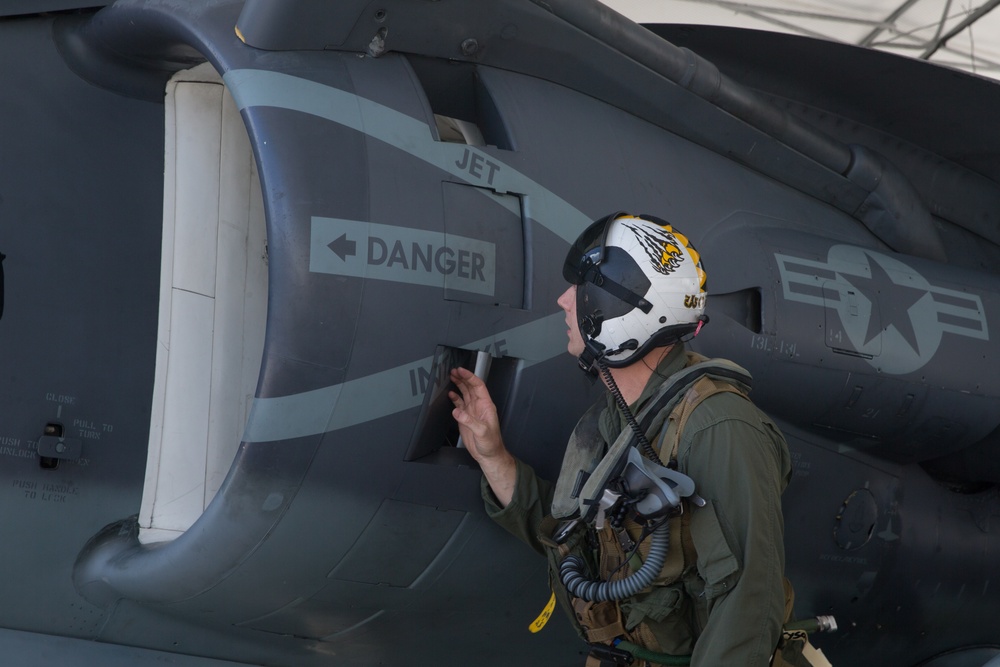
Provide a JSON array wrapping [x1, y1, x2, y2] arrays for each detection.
[[244, 313, 567, 443], [222, 68, 588, 243]]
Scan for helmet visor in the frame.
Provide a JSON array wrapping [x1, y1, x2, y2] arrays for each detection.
[[562, 212, 624, 285]]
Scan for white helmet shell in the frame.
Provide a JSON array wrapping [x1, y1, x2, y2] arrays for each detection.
[[565, 213, 707, 368]]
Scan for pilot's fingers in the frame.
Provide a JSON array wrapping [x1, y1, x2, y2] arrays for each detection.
[[450, 367, 490, 400], [451, 405, 497, 444], [450, 402, 480, 429], [447, 389, 467, 411], [450, 390, 495, 425]]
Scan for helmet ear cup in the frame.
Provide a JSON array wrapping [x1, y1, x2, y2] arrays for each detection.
[[580, 312, 603, 338]]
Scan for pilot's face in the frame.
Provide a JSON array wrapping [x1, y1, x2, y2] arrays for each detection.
[[557, 285, 586, 357]]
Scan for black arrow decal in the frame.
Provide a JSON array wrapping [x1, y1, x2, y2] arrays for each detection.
[[327, 233, 357, 261]]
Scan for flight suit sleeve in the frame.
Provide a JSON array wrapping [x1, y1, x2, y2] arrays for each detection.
[[482, 457, 555, 556], [679, 392, 790, 667]]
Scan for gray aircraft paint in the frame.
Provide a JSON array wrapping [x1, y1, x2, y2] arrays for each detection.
[[223, 68, 592, 441], [243, 312, 567, 443], [0, 628, 260, 667], [12, 2, 1000, 666], [309, 217, 497, 296], [222, 69, 588, 243], [777, 245, 988, 374]]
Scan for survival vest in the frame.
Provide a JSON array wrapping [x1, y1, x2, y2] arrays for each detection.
[[550, 353, 752, 522], [539, 353, 825, 666], [541, 353, 754, 663]]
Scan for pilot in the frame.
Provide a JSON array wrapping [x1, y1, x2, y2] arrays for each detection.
[[450, 212, 802, 666]]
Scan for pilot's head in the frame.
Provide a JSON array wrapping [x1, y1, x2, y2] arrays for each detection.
[[561, 212, 707, 371]]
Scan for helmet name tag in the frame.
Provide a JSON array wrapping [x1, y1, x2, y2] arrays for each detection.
[[684, 294, 705, 309]]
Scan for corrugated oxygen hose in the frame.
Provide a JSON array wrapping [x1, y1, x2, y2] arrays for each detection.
[[558, 520, 669, 602]]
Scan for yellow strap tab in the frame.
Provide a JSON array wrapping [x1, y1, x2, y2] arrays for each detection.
[[529, 591, 557, 633], [802, 642, 833, 667]]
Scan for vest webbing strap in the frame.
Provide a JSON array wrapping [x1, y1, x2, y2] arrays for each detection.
[[633, 360, 752, 441], [662, 374, 750, 462]]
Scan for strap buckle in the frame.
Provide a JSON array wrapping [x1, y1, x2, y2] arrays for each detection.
[[587, 642, 634, 666]]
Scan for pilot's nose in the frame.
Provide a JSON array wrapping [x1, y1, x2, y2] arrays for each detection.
[[557, 285, 575, 312]]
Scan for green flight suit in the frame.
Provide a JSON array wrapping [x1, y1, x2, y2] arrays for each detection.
[[483, 344, 792, 666]]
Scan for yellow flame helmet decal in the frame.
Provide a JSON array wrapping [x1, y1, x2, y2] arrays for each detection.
[[620, 218, 707, 293]]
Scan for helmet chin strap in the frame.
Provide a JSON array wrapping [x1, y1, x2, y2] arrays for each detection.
[[577, 338, 605, 375], [577, 337, 640, 375]]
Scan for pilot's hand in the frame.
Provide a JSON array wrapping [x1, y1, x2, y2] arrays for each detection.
[[449, 367, 504, 459], [449, 367, 516, 506]]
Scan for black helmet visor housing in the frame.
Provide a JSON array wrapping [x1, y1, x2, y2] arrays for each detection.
[[562, 212, 619, 286]]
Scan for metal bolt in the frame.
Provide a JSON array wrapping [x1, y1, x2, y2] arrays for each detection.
[[461, 38, 479, 56], [816, 615, 838, 633]]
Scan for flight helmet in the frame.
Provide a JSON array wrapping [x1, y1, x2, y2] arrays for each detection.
[[563, 212, 708, 370]]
